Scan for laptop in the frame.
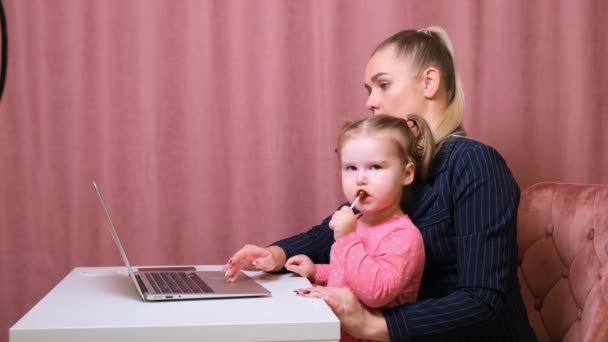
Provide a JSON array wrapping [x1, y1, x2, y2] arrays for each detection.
[[92, 181, 271, 301]]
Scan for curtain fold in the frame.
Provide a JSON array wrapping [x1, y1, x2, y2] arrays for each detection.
[[1, 1, 606, 340]]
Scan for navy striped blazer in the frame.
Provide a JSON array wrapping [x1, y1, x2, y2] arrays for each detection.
[[273, 136, 537, 341]]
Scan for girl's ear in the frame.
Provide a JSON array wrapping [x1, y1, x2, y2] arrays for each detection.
[[421, 66, 440, 99], [403, 162, 415, 186]]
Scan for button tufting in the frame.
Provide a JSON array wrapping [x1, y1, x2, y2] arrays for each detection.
[[562, 268, 570, 278], [534, 299, 543, 310], [588, 228, 594, 240], [518, 255, 523, 266], [598, 273, 602, 281], [545, 224, 553, 236], [577, 308, 583, 320]]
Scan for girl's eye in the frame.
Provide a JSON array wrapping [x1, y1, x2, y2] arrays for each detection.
[[379, 82, 390, 90], [370, 164, 382, 170], [345, 165, 356, 171]]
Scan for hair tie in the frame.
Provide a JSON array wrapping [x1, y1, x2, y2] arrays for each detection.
[[404, 117, 415, 129], [404, 117, 418, 135]]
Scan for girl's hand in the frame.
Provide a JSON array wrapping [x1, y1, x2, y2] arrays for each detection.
[[285, 254, 316, 282], [329, 206, 357, 240]]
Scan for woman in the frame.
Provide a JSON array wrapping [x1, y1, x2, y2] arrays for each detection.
[[224, 26, 537, 341]]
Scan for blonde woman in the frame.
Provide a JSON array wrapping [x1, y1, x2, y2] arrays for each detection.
[[225, 27, 536, 341]]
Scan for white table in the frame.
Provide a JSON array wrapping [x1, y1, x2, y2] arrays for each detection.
[[10, 266, 340, 342]]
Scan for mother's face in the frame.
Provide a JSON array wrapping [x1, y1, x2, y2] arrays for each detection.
[[364, 45, 426, 118]]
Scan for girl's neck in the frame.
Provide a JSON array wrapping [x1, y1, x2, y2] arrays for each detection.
[[359, 204, 404, 226]]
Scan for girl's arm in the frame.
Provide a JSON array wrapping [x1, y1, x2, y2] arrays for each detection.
[[314, 264, 330, 286], [332, 223, 425, 308]]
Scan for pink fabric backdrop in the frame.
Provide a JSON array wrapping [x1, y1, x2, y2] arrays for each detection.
[[1, 0, 606, 340]]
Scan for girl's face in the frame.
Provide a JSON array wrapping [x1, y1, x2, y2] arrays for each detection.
[[340, 134, 414, 225], [364, 45, 426, 119]]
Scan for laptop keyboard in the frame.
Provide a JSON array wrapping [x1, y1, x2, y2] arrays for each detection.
[[144, 272, 214, 294]]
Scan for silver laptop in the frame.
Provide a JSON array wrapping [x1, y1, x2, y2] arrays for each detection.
[[92, 181, 271, 301]]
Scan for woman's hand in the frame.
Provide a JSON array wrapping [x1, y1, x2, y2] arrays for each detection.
[[285, 254, 316, 282], [223, 245, 286, 282], [329, 206, 357, 240], [295, 286, 390, 341]]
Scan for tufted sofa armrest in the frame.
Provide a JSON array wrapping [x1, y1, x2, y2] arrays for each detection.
[[517, 182, 608, 342]]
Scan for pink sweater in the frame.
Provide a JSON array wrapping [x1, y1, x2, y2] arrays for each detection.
[[315, 215, 425, 342]]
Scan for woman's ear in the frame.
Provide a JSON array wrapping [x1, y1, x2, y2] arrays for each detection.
[[421, 67, 440, 99], [403, 162, 415, 186]]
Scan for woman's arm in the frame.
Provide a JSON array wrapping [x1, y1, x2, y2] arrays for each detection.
[[224, 244, 287, 281], [272, 212, 336, 264], [225, 211, 337, 281]]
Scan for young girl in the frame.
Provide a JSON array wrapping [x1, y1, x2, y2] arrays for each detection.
[[286, 114, 433, 342]]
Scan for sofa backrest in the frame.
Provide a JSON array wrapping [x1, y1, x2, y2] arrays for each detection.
[[517, 182, 608, 341]]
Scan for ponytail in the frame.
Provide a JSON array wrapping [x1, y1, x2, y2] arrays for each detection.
[[426, 26, 465, 146]]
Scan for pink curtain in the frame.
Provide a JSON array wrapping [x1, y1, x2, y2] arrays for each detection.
[[1, 1, 606, 340]]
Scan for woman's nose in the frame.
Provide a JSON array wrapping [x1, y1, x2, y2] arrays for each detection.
[[366, 94, 380, 113]]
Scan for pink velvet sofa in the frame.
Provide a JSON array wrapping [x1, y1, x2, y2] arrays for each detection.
[[517, 183, 608, 341]]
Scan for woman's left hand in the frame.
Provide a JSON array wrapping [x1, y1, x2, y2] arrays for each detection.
[[294, 286, 390, 341]]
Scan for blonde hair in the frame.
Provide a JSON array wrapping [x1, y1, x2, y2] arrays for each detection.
[[372, 26, 465, 146]]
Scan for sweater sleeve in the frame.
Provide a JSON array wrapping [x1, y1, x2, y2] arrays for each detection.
[[314, 264, 330, 286], [331, 224, 425, 308]]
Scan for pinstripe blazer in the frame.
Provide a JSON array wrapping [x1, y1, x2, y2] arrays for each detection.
[[273, 136, 537, 341]]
